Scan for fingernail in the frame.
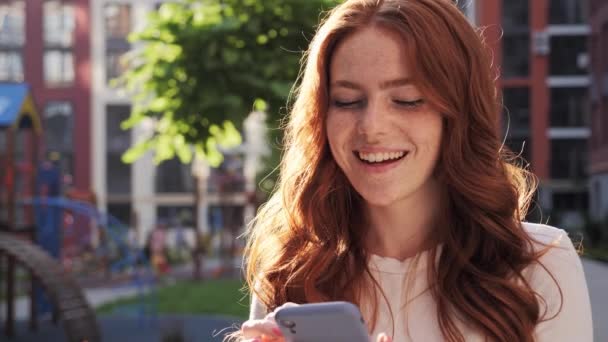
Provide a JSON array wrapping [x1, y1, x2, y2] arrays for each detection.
[[272, 327, 283, 336]]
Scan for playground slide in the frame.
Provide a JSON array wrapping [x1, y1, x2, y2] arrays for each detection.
[[0, 231, 101, 342]]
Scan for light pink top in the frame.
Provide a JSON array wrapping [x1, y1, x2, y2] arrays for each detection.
[[250, 222, 593, 341]]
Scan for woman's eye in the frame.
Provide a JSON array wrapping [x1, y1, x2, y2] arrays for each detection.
[[394, 99, 424, 108], [333, 100, 363, 108]]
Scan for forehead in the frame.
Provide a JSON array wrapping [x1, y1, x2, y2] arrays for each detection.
[[329, 26, 412, 84]]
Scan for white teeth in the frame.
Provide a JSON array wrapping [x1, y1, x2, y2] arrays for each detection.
[[357, 151, 407, 163]]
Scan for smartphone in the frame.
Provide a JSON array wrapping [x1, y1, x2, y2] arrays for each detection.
[[274, 301, 369, 342]]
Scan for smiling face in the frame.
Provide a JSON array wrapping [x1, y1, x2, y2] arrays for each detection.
[[326, 26, 444, 208]]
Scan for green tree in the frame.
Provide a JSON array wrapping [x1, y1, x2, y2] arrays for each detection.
[[117, 0, 339, 171]]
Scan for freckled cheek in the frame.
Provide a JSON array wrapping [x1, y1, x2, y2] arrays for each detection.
[[422, 137, 443, 159], [326, 116, 352, 160]]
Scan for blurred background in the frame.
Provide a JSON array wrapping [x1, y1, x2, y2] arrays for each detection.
[[0, 0, 606, 341]]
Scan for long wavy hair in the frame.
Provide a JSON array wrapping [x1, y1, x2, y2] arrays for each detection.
[[243, 0, 561, 341]]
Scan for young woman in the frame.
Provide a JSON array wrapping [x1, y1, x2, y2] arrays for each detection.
[[237, 0, 593, 341]]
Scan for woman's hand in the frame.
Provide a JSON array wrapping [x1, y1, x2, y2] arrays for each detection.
[[241, 302, 299, 342]]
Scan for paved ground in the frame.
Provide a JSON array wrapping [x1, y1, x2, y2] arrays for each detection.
[[582, 258, 608, 342], [5, 314, 242, 342]]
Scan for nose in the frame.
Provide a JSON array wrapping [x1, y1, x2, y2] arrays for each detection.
[[356, 100, 386, 139]]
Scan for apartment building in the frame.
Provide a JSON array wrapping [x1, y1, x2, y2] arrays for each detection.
[[589, 0, 608, 222], [476, 0, 590, 228]]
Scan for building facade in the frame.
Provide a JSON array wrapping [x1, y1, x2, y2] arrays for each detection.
[[589, 0, 608, 221], [475, 0, 590, 229], [0, 0, 91, 191]]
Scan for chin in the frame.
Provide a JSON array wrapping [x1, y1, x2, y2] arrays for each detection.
[[355, 189, 401, 207]]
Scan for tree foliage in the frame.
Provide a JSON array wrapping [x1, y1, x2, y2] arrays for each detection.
[[117, 0, 339, 167]]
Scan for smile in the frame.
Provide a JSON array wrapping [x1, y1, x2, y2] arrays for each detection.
[[355, 151, 408, 164]]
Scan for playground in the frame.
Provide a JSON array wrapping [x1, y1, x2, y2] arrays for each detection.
[[0, 83, 245, 341]]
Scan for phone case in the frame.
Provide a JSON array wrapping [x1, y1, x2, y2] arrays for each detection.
[[274, 301, 369, 342]]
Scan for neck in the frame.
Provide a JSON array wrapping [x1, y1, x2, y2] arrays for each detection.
[[365, 178, 443, 261]]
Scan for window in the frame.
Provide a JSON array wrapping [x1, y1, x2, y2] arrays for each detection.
[[502, 0, 528, 29], [44, 50, 74, 86], [104, 4, 131, 39], [106, 105, 131, 152], [0, 2, 24, 82], [106, 50, 130, 83], [106, 105, 132, 195], [105, 4, 131, 84], [504, 137, 531, 163], [501, 0, 529, 79], [155, 158, 194, 193], [551, 139, 587, 180], [44, 101, 74, 177], [43, 1, 75, 87], [502, 88, 531, 162], [502, 34, 530, 78], [502, 87, 530, 134], [552, 192, 588, 212], [107, 203, 132, 225], [106, 155, 131, 194], [0, 51, 23, 81], [43, 1, 75, 47], [549, 0, 588, 25], [0, 1, 25, 46], [549, 88, 589, 127], [550, 36, 588, 76]]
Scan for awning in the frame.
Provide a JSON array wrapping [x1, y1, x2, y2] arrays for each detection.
[[0, 83, 41, 134]]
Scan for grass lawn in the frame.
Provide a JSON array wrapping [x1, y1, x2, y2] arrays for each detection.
[[96, 279, 250, 319], [583, 246, 608, 263]]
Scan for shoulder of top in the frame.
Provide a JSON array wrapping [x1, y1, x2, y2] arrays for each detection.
[[520, 221, 579, 254]]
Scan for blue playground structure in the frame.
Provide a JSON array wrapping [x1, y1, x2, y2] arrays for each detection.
[[26, 196, 158, 319]]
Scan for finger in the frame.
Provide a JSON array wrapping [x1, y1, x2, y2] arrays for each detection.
[[266, 302, 300, 321], [375, 333, 392, 342], [242, 335, 283, 342], [241, 319, 283, 339]]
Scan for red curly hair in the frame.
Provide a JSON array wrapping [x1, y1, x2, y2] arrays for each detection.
[[244, 1, 561, 341]]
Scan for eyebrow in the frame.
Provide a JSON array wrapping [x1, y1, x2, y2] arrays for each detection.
[[330, 77, 413, 90]]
